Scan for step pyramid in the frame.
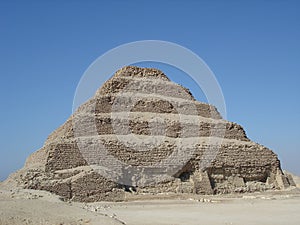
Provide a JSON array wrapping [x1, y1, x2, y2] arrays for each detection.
[[3, 66, 295, 202]]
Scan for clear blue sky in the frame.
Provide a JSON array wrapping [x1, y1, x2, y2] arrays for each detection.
[[1, 0, 299, 181]]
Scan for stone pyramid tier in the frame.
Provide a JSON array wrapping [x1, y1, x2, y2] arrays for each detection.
[[3, 66, 295, 202]]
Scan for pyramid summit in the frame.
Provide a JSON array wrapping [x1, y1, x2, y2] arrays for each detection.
[[3, 66, 295, 202]]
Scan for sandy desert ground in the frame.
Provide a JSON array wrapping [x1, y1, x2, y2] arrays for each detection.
[[0, 175, 300, 225]]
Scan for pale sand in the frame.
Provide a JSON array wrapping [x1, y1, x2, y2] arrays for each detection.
[[1, 176, 299, 225], [0, 189, 122, 225]]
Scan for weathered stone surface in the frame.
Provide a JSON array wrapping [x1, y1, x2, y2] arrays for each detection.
[[275, 169, 290, 189], [286, 174, 297, 187], [192, 170, 213, 194], [5, 66, 294, 201]]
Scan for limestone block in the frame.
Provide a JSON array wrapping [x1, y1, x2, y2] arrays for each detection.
[[285, 174, 296, 187], [275, 169, 290, 189], [192, 170, 213, 194]]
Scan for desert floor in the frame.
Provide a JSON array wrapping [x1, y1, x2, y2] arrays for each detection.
[[0, 185, 300, 225]]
